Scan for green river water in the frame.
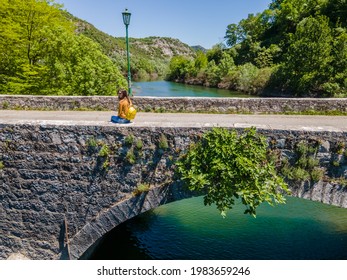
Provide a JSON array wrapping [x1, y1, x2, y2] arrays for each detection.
[[91, 196, 347, 260], [132, 80, 252, 98]]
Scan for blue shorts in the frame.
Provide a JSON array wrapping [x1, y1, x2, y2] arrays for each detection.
[[111, 116, 131, 124]]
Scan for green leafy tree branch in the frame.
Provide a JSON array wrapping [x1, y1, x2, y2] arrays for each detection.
[[177, 127, 290, 217]]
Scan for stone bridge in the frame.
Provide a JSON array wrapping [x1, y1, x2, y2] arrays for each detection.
[[1, 96, 347, 260]]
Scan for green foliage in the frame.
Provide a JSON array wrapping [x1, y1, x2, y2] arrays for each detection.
[[167, 44, 274, 95], [204, 0, 347, 96], [132, 183, 150, 196], [311, 167, 325, 182], [280, 140, 323, 182], [126, 148, 136, 165], [135, 139, 143, 150], [98, 144, 110, 157], [281, 16, 333, 95], [205, 61, 221, 87], [334, 142, 346, 154], [86, 137, 98, 147], [0, 161, 4, 169], [167, 56, 193, 81], [218, 52, 235, 76], [222, 64, 274, 94], [124, 135, 134, 147], [225, 23, 245, 47], [0, 0, 126, 95], [194, 51, 208, 71], [158, 134, 169, 150], [176, 127, 289, 217], [234, 63, 260, 93], [86, 137, 98, 154]]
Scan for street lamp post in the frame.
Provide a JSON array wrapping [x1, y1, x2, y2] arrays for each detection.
[[122, 9, 132, 96]]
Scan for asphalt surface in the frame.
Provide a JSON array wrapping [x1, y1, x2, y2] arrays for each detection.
[[0, 110, 346, 132]]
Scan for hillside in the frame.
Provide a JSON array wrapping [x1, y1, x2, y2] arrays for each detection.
[[64, 12, 196, 80]]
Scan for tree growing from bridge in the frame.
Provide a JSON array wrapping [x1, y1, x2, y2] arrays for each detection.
[[177, 127, 290, 217]]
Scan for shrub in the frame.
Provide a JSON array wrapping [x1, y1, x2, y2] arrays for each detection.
[[126, 148, 136, 164], [124, 135, 134, 146], [291, 167, 310, 181], [98, 144, 110, 157], [234, 63, 259, 93], [311, 167, 325, 182], [132, 183, 150, 196], [135, 139, 143, 150], [158, 134, 169, 150]]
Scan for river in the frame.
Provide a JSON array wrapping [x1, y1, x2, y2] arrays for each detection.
[[89, 81, 347, 260], [132, 80, 252, 97]]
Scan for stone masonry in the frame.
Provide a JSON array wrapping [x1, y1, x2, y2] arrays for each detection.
[[0, 122, 347, 260], [1, 95, 347, 114]]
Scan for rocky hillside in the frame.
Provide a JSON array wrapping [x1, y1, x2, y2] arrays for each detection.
[[131, 37, 196, 59], [64, 11, 195, 79]]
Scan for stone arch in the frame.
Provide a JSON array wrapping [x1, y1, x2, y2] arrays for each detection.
[[66, 183, 193, 260]]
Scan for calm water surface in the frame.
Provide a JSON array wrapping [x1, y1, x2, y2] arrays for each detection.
[[132, 81, 252, 98], [91, 196, 347, 260]]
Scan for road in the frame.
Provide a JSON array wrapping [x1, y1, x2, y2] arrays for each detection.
[[0, 110, 346, 132]]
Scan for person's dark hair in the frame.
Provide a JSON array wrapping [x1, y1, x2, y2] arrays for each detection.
[[118, 89, 131, 104]]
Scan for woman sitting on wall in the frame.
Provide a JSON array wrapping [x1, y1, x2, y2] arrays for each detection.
[[111, 89, 135, 124]]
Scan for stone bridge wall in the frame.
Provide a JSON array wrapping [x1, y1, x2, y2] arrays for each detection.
[[1, 123, 347, 260], [1, 95, 347, 114]]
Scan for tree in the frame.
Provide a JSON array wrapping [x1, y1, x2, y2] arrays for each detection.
[[194, 51, 208, 71], [326, 28, 347, 95], [46, 34, 127, 95], [217, 52, 235, 77], [0, 0, 69, 92], [167, 56, 193, 81], [206, 44, 224, 64], [0, 0, 126, 95], [225, 23, 245, 47], [177, 127, 289, 217], [282, 15, 333, 94], [204, 61, 221, 87]]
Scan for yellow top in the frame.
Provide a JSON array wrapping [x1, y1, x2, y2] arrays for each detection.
[[118, 98, 131, 119]]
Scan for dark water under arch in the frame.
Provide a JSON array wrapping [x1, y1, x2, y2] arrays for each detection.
[[90, 196, 347, 260]]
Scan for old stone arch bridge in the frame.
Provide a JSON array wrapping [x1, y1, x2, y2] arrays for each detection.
[[1, 96, 347, 260]]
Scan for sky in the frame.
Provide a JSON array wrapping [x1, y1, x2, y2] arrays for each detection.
[[56, 0, 272, 49]]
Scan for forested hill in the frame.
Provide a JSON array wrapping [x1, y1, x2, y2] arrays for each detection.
[[64, 12, 195, 80], [0, 0, 195, 96]]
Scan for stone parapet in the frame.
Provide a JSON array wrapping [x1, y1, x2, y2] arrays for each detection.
[[1, 95, 347, 114]]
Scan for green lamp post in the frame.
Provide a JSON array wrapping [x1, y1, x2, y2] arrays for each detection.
[[122, 8, 132, 96]]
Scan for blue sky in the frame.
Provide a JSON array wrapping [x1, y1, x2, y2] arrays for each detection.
[[56, 0, 271, 49]]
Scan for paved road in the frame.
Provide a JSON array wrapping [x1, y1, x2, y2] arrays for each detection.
[[0, 110, 346, 132]]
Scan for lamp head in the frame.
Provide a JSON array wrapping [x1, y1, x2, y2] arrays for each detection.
[[122, 9, 131, 26]]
